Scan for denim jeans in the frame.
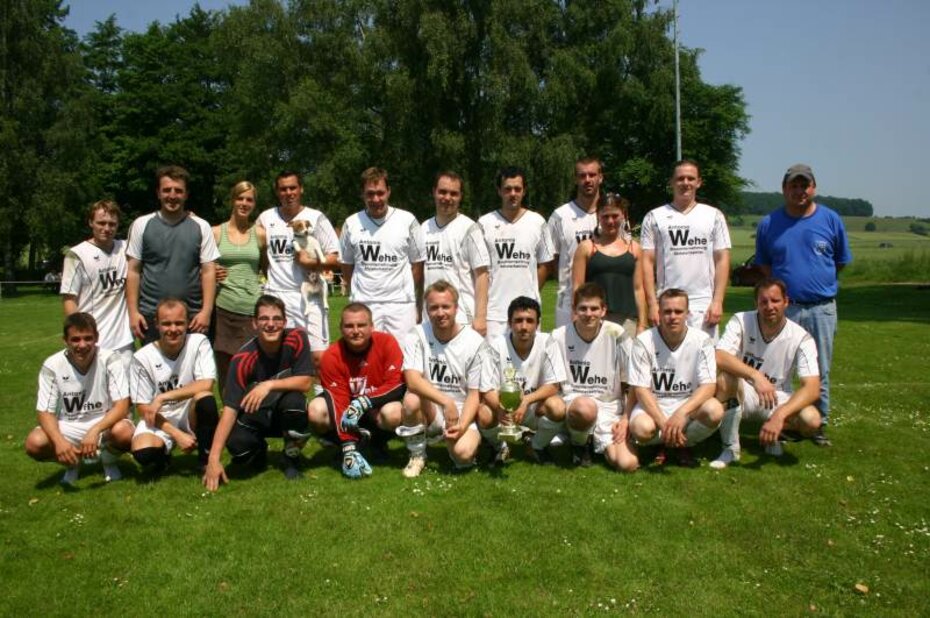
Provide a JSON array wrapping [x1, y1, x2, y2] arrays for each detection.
[[787, 300, 837, 424]]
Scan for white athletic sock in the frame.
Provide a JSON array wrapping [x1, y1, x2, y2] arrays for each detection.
[[718, 404, 742, 451], [568, 425, 591, 447], [685, 418, 717, 445], [397, 424, 427, 457], [531, 416, 563, 450]]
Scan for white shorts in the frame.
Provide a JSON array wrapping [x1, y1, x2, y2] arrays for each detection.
[[132, 407, 192, 453], [629, 399, 681, 446], [267, 288, 330, 352], [517, 403, 542, 431], [564, 394, 619, 454], [422, 400, 479, 437], [370, 302, 417, 341], [484, 320, 508, 342], [687, 303, 718, 341], [738, 380, 790, 422], [45, 416, 133, 447], [554, 303, 573, 330]]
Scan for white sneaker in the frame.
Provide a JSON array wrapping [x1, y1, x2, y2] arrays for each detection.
[[765, 441, 784, 457], [709, 448, 741, 470], [402, 455, 426, 478], [61, 466, 80, 487]]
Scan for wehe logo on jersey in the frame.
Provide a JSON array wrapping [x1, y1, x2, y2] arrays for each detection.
[[495, 240, 530, 261], [429, 359, 461, 386], [667, 227, 708, 247], [425, 242, 453, 265], [268, 236, 294, 258], [651, 370, 693, 393], [569, 361, 607, 386], [157, 375, 180, 393], [359, 242, 398, 263], [98, 268, 126, 291], [62, 392, 103, 415]]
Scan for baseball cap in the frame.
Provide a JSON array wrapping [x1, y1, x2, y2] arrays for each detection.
[[783, 164, 815, 184]]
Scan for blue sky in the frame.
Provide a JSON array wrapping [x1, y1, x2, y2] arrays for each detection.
[[64, 0, 928, 216]]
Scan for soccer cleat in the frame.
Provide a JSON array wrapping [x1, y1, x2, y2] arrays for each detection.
[[490, 442, 510, 468], [811, 428, 832, 447], [709, 448, 741, 470], [402, 454, 426, 478], [765, 441, 784, 457], [654, 447, 668, 466], [571, 438, 593, 468], [61, 466, 80, 487], [675, 447, 699, 468], [526, 443, 553, 465]]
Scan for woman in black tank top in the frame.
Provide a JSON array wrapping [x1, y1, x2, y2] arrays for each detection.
[[571, 193, 646, 337]]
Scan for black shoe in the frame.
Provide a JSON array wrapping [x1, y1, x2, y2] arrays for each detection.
[[675, 447, 699, 468], [282, 453, 301, 480], [779, 429, 804, 443], [571, 437, 593, 468], [811, 428, 832, 447], [249, 445, 268, 471], [527, 443, 554, 465]]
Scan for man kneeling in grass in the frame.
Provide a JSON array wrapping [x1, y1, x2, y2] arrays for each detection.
[[306, 302, 407, 479], [203, 295, 313, 490], [26, 313, 134, 486], [550, 283, 636, 470], [627, 289, 723, 468], [710, 278, 822, 469], [398, 280, 493, 478], [130, 298, 218, 476]]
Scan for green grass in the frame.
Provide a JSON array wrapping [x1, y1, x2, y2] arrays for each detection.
[[1, 284, 929, 615]]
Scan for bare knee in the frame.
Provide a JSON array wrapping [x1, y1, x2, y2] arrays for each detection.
[[306, 397, 331, 433], [567, 398, 597, 429], [540, 396, 566, 422], [376, 402, 403, 431], [696, 398, 724, 426], [108, 420, 134, 451], [630, 415, 656, 443], [24, 428, 50, 460], [797, 405, 822, 436]]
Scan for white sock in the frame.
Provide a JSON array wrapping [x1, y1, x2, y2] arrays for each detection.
[[568, 425, 591, 447], [718, 404, 742, 451], [531, 416, 563, 450], [479, 425, 502, 450]]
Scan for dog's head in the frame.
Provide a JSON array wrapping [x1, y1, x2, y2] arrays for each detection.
[[288, 219, 313, 236]]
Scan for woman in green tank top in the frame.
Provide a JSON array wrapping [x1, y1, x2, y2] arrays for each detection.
[[571, 193, 646, 338], [212, 181, 265, 390]]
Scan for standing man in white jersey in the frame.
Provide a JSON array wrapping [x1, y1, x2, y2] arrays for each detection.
[[256, 170, 340, 368], [640, 160, 731, 338], [60, 200, 133, 368], [421, 171, 490, 335], [129, 298, 219, 475], [398, 281, 493, 477], [547, 156, 602, 328], [478, 166, 555, 340], [25, 313, 134, 486], [479, 296, 567, 465], [709, 278, 822, 469], [126, 165, 220, 344], [550, 283, 635, 469], [627, 289, 723, 468], [340, 167, 426, 340]]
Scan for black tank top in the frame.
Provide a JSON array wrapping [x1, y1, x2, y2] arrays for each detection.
[[586, 248, 637, 320]]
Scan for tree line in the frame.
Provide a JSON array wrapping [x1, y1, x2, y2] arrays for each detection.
[[737, 192, 873, 217], [1, 0, 749, 277]]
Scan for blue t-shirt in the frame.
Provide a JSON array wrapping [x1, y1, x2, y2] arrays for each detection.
[[755, 204, 852, 303]]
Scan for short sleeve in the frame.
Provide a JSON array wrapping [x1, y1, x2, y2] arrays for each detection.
[[536, 218, 555, 263], [126, 217, 146, 260], [464, 223, 490, 270], [712, 209, 732, 251], [640, 211, 657, 251], [339, 223, 355, 265], [407, 217, 426, 263], [796, 334, 820, 378], [313, 212, 341, 256], [105, 352, 130, 401], [36, 362, 59, 414], [716, 315, 743, 356], [198, 218, 221, 263], [59, 250, 84, 296], [402, 328, 426, 373], [129, 356, 156, 405], [627, 337, 653, 389], [193, 336, 218, 381], [696, 336, 717, 385]]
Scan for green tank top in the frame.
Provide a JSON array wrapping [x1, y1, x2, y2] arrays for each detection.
[[216, 222, 262, 315]]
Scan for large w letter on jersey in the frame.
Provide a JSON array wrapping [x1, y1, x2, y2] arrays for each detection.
[[269, 237, 291, 256], [62, 393, 87, 414], [98, 270, 123, 290], [359, 244, 382, 261], [668, 229, 690, 246], [570, 364, 590, 384], [652, 371, 677, 391], [495, 241, 516, 259]]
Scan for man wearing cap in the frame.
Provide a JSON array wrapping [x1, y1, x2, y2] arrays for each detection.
[[754, 164, 852, 446]]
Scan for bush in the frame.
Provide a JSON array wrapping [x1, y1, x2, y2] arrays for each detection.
[[864, 221, 877, 231], [909, 223, 928, 236]]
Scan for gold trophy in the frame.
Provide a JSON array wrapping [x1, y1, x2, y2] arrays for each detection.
[[498, 365, 523, 442]]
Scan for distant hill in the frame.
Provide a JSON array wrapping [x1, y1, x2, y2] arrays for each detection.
[[734, 192, 873, 216]]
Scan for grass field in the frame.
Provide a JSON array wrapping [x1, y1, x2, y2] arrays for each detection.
[[1, 283, 929, 616]]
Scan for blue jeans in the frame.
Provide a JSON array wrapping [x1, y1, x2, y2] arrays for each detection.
[[787, 300, 837, 424]]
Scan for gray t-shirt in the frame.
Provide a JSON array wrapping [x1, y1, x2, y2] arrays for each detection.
[[127, 212, 220, 315]]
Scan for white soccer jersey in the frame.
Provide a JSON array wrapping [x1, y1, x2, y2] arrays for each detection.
[[258, 206, 339, 296], [340, 207, 426, 304], [421, 214, 490, 324], [485, 331, 567, 394], [628, 326, 716, 406], [36, 348, 129, 423], [548, 201, 597, 313], [717, 312, 819, 392], [551, 321, 631, 402], [129, 334, 216, 419], [640, 203, 731, 307], [60, 240, 133, 351], [478, 209, 555, 322], [403, 323, 491, 409]]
